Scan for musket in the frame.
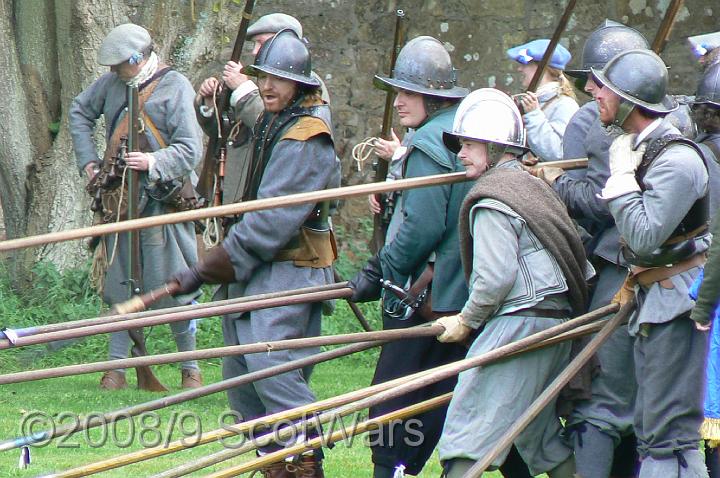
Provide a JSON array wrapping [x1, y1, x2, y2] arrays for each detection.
[[197, 0, 256, 209], [371, 8, 407, 252], [526, 0, 577, 94], [651, 0, 685, 54], [125, 85, 168, 392]]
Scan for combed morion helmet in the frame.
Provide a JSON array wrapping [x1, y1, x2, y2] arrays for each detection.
[[693, 62, 720, 107], [592, 49, 678, 127], [243, 29, 319, 87], [443, 88, 527, 156], [374, 36, 468, 99], [565, 20, 648, 79]]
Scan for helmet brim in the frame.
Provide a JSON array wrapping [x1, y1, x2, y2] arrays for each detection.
[[244, 64, 321, 88], [442, 131, 530, 155], [564, 68, 589, 79], [373, 75, 469, 99], [591, 67, 678, 114]]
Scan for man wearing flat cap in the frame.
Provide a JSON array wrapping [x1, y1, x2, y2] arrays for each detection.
[[195, 13, 329, 209], [69, 23, 204, 391]]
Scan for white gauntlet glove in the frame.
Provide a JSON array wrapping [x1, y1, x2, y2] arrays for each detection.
[[436, 314, 472, 343], [599, 133, 647, 200]]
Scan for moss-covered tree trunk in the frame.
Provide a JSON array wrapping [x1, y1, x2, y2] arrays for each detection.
[[0, 0, 221, 287]]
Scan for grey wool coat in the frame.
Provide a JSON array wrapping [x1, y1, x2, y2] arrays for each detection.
[[69, 69, 203, 307]]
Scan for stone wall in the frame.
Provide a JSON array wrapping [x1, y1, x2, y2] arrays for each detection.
[[183, 0, 718, 233]]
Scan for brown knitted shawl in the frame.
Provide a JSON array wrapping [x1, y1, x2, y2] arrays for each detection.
[[458, 167, 589, 316]]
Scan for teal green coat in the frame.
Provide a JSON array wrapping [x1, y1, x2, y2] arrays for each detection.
[[378, 105, 472, 312]]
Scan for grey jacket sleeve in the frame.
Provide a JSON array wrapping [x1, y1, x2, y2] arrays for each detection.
[[553, 155, 611, 222], [608, 144, 708, 255], [222, 135, 336, 283], [234, 90, 264, 127], [146, 73, 204, 181], [562, 104, 595, 160], [524, 96, 579, 162], [69, 73, 114, 172], [461, 207, 519, 328], [692, 216, 720, 324]]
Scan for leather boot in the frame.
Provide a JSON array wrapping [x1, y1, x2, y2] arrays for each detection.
[[181, 369, 203, 389], [100, 370, 127, 390], [296, 454, 324, 478], [250, 461, 296, 478]]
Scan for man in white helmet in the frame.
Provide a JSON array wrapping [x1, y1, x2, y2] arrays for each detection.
[[435, 88, 588, 478], [69, 23, 204, 390]]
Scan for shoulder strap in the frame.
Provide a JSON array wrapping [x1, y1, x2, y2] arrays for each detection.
[[280, 116, 330, 142], [104, 67, 172, 160], [636, 134, 706, 188]]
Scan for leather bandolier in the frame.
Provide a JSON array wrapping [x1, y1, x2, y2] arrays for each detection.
[[614, 135, 710, 298], [239, 95, 337, 268]]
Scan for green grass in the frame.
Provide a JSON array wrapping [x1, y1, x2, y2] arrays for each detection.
[[0, 231, 508, 477]]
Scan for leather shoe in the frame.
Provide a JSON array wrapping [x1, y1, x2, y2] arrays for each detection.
[[251, 461, 296, 478], [296, 454, 324, 478], [181, 369, 203, 389], [100, 370, 128, 390]]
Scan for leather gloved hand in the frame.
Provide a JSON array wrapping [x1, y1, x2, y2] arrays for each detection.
[[600, 134, 646, 200], [171, 245, 236, 296], [527, 165, 565, 185], [436, 314, 472, 343], [348, 255, 383, 303]]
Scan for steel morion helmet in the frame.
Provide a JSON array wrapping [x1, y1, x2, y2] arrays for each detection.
[[443, 88, 527, 156], [565, 20, 648, 79], [374, 36, 468, 99], [693, 62, 720, 107], [243, 29, 319, 87], [591, 49, 678, 127]]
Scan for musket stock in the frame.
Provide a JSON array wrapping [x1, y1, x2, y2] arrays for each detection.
[[125, 85, 167, 392]]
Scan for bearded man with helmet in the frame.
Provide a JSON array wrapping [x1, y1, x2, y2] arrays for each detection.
[[171, 29, 339, 478], [435, 88, 590, 478], [593, 48, 711, 478], [531, 20, 649, 478]]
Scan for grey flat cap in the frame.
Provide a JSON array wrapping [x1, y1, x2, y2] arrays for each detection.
[[246, 13, 302, 39], [97, 24, 152, 66]]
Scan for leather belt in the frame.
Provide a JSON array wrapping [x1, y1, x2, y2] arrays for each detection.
[[632, 252, 706, 288], [501, 307, 569, 319]]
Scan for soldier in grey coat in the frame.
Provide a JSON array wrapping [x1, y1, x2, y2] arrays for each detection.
[[593, 49, 710, 478], [172, 30, 338, 477], [435, 88, 586, 478], [69, 24, 204, 390], [532, 21, 648, 478]]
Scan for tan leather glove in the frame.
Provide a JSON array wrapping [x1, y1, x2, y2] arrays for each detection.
[[436, 314, 472, 343], [534, 166, 566, 185]]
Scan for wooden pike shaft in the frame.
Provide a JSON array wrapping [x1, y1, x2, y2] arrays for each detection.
[[0, 288, 352, 350], [0, 172, 468, 252], [152, 316, 620, 478], [207, 393, 454, 478], [0, 340, 384, 456], [651, 0, 685, 54], [465, 301, 634, 477], [48, 304, 618, 477], [40, 350, 436, 478], [531, 158, 588, 170], [0, 326, 442, 385], [0, 282, 347, 346]]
